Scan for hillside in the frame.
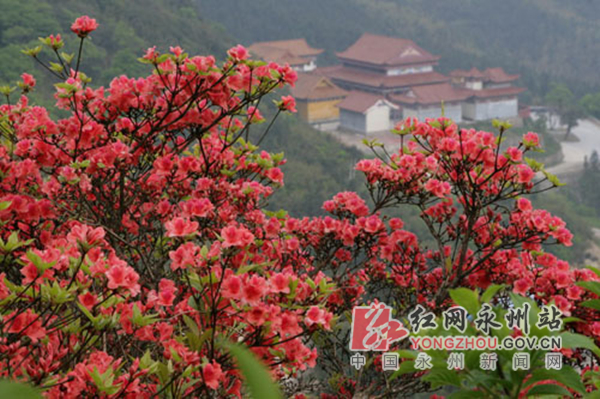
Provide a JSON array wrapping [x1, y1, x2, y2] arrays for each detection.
[[197, 0, 600, 101], [1, 0, 598, 263], [0, 0, 235, 108], [0, 0, 366, 217]]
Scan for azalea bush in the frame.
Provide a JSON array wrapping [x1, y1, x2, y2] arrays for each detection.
[[290, 119, 600, 397], [0, 16, 598, 398], [0, 16, 331, 398]]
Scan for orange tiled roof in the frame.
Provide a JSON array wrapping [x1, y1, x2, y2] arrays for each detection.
[[290, 74, 347, 100], [248, 39, 323, 58], [390, 83, 472, 105], [391, 84, 525, 106], [450, 67, 520, 83], [318, 65, 448, 89], [482, 67, 520, 83], [336, 33, 440, 67], [449, 67, 486, 79], [470, 86, 526, 98], [337, 91, 397, 113], [248, 46, 308, 66]]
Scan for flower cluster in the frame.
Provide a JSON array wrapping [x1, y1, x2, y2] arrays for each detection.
[[0, 16, 598, 399], [288, 117, 600, 396], [0, 17, 329, 398]]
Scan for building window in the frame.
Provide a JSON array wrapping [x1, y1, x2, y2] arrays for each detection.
[[386, 65, 433, 76]]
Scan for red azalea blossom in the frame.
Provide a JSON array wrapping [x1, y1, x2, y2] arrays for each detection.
[[280, 95, 297, 113], [7, 310, 46, 343], [523, 132, 540, 147], [21, 73, 36, 89], [221, 224, 254, 248], [203, 360, 224, 389], [227, 44, 249, 61], [165, 217, 198, 237], [0, 17, 598, 399], [70, 16, 98, 38], [78, 292, 97, 309]]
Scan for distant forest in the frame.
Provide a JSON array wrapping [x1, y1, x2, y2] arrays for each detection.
[[198, 0, 600, 102], [1, 0, 600, 264]]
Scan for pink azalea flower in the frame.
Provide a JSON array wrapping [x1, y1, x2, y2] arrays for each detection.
[[227, 44, 249, 61], [71, 16, 98, 38], [203, 361, 224, 390], [280, 95, 297, 113], [221, 225, 254, 248], [165, 217, 198, 237]]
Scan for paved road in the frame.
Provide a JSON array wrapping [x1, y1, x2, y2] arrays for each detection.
[[547, 119, 600, 177], [329, 119, 600, 179]]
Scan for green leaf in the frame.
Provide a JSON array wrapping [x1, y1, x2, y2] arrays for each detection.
[[481, 284, 505, 304], [0, 380, 41, 399], [49, 62, 64, 74], [585, 266, 600, 278], [584, 390, 600, 399], [562, 316, 584, 324], [526, 383, 572, 397], [449, 391, 487, 399], [389, 360, 416, 381], [183, 315, 200, 336], [236, 260, 273, 275], [524, 367, 585, 394], [1, 232, 32, 252], [77, 302, 97, 323], [576, 281, 600, 297], [525, 157, 544, 172], [422, 368, 462, 388], [0, 85, 15, 96], [395, 350, 418, 360], [21, 46, 43, 57], [561, 331, 600, 357], [449, 287, 480, 316], [61, 52, 75, 64], [580, 299, 600, 311], [223, 342, 282, 399], [543, 170, 564, 186]]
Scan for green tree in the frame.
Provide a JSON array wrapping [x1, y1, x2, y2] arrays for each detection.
[[580, 92, 600, 119], [545, 83, 583, 139]]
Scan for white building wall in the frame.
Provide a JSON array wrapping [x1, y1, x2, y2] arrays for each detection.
[[474, 98, 518, 120], [365, 103, 391, 132], [530, 109, 562, 130], [340, 109, 366, 133], [387, 65, 433, 76], [444, 104, 462, 122], [462, 102, 477, 120], [402, 107, 419, 119], [466, 81, 483, 90], [302, 60, 317, 72], [402, 104, 462, 122], [312, 120, 339, 132], [292, 60, 317, 72]]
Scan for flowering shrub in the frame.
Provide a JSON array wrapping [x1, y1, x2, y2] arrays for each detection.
[[285, 118, 600, 396], [0, 16, 598, 398], [0, 16, 330, 398]]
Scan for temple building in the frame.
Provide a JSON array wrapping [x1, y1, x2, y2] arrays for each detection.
[[449, 67, 525, 120], [389, 83, 470, 122], [317, 34, 525, 128], [290, 74, 347, 131], [255, 33, 526, 133], [248, 39, 323, 72], [337, 91, 398, 134], [320, 33, 448, 95]]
